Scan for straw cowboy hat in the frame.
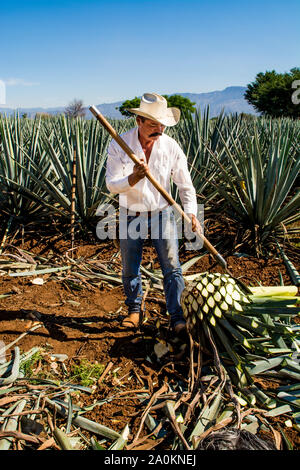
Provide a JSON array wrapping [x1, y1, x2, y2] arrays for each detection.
[[127, 93, 181, 127]]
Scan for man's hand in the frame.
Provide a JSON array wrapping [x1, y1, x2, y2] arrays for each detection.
[[128, 159, 149, 186], [187, 214, 203, 235]]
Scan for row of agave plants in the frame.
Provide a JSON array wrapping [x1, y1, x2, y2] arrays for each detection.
[[0, 109, 299, 253]]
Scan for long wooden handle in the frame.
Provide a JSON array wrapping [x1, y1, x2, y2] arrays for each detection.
[[89, 105, 227, 269]]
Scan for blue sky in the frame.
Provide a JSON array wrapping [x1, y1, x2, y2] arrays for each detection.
[[1, 0, 299, 108]]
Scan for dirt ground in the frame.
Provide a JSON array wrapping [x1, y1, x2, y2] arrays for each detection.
[[0, 235, 300, 450]]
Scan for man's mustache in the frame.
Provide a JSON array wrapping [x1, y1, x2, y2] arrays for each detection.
[[150, 132, 162, 137]]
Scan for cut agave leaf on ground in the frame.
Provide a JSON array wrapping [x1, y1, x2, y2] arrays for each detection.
[[249, 385, 277, 409], [140, 265, 163, 281], [53, 427, 73, 450], [72, 415, 121, 439], [45, 398, 121, 439], [9, 265, 72, 277], [235, 393, 248, 406], [189, 391, 223, 446], [0, 347, 20, 385], [249, 286, 298, 297], [215, 405, 234, 423], [293, 411, 300, 430], [281, 357, 300, 373], [279, 368, 300, 382], [277, 392, 300, 407], [181, 256, 205, 273], [224, 312, 269, 336], [241, 420, 259, 434], [245, 356, 284, 375], [218, 318, 252, 349], [278, 383, 300, 392], [266, 405, 294, 417], [66, 394, 73, 434], [68, 437, 82, 450], [247, 297, 300, 307], [145, 414, 167, 438], [90, 437, 106, 450], [0, 399, 27, 450], [241, 389, 256, 406], [109, 424, 130, 450], [267, 348, 294, 354], [279, 426, 294, 450]]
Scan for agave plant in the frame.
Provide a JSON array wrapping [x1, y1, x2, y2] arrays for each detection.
[[205, 117, 300, 254], [181, 271, 300, 401], [41, 114, 136, 224], [168, 107, 236, 207], [0, 114, 69, 221], [0, 111, 299, 250], [0, 114, 135, 227]]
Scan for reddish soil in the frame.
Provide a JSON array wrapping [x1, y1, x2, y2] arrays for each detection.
[[0, 236, 299, 450]]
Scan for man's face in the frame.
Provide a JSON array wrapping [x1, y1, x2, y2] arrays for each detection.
[[137, 117, 166, 142]]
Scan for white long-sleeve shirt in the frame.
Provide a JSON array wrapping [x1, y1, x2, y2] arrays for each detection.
[[105, 127, 197, 215]]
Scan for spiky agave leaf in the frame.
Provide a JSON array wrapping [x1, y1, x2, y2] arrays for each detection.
[[0, 114, 134, 224], [204, 118, 300, 253]]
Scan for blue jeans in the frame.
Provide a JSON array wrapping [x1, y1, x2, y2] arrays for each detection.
[[119, 208, 185, 328]]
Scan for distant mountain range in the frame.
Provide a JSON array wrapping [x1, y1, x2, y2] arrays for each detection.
[[0, 86, 258, 119]]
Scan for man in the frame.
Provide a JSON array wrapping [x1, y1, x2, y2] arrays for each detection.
[[106, 93, 201, 335]]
